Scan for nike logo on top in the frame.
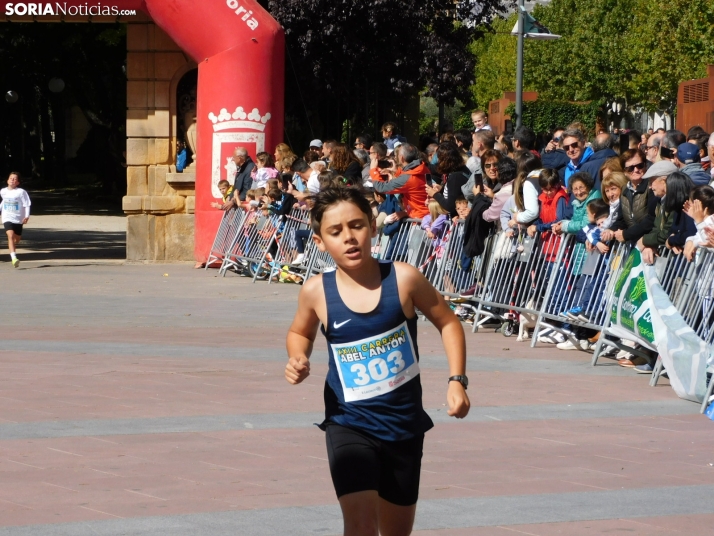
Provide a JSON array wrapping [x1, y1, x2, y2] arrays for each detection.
[[333, 319, 351, 329]]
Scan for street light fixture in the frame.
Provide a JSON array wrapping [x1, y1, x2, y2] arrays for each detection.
[[511, 1, 561, 128]]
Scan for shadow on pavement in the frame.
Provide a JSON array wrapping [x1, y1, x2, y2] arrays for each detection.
[[29, 190, 124, 217], [14, 228, 126, 262]]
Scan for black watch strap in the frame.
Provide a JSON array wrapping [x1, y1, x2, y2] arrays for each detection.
[[448, 375, 468, 389]]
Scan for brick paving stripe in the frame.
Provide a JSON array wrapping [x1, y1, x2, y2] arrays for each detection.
[[1, 263, 712, 534], [1, 484, 714, 535]]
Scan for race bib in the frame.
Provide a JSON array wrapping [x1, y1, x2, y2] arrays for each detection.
[[3, 200, 19, 213], [330, 321, 420, 402]]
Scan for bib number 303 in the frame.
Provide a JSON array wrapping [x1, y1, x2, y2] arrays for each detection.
[[351, 350, 406, 385], [331, 322, 420, 402]]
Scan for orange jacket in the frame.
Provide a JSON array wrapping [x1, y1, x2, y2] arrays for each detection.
[[371, 162, 429, 219]]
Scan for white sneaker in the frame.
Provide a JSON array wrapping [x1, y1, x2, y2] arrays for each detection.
[[557, 339, 588, 351], [557, 340, 576, 350], [538, 332, 566, 344], [615, 339, 637, 359], [616, 344, 636, 359], [600, 345, 617, 357], [292, 253, 305, 265]]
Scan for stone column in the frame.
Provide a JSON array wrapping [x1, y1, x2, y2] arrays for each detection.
[[122, 20, 196, 261]]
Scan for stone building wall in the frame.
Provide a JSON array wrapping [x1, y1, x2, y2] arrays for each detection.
[[122, 20, 196, 261]]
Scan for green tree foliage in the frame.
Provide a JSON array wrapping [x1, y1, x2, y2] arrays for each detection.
[[621, 0, 714, 110], [469, 14, 524, 109], [525, 0, 714, 110], [472, 0, 714, 114]]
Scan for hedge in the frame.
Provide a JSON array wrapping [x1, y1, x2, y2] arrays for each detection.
[[505, 100, 605, 137]]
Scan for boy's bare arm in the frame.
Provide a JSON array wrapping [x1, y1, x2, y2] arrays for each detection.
[[396, 263, 470, 418], [285, 277, 323, 384]]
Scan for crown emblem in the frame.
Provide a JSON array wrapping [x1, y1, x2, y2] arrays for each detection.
[[208, 107, 271, 132]]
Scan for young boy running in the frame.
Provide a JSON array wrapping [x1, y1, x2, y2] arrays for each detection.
[[285, 187, 470, 536], [1, 172, 31, 268]]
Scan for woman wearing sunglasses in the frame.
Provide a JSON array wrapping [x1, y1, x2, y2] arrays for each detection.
[[612, 148, 658, 244]]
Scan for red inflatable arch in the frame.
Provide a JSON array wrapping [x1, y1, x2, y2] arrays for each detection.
[[2, 0, 285, 262]]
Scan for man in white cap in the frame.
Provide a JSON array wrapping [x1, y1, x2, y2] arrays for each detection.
[[613, 160, 678, 244], [309, 139, 323, 157]]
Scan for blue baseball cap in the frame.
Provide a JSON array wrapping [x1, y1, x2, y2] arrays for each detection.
[[677, 142, 700, 163]]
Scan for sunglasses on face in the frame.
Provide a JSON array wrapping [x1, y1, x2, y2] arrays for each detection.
[[625, 162, 645, 173], [563, 142, 580, 151], [483, 163, 497, 169]]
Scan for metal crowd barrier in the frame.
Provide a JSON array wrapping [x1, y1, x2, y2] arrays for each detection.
[[687, 249, 714, 411], [219, 211, 279, 281], [266, 207, 313, 284], [591, 245, 677, 368], [203, 208, 714, 409], [581, 242, 714, 411], [379, 219, 430, 266], [204, 209, 245, 269], [538, 237, 632, 349], [469, 230, 560, 334], [303, 240, 337, 280], [646, 247, 714, 410], [676, 248, 714, 346], [434, 221, 493, 297]]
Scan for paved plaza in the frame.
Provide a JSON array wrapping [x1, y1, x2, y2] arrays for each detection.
[[1, 254, 714, 534]]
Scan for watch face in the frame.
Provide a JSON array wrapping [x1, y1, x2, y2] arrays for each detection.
[[450, 375, 468, 388]]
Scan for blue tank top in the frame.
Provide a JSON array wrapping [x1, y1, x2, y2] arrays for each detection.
[[320, 261, 434, 441]]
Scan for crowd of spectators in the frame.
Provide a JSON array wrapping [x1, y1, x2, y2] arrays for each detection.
[[213, 114, 714, 372]]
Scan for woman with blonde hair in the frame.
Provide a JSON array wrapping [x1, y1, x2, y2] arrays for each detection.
[[421, 198, 450, 247], [274, 143, 296, 164], [599, 156, 623, 184], [599, 171, 629, 238]]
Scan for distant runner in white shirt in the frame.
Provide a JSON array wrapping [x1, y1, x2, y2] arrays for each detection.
[[1, 172, 31, 268]]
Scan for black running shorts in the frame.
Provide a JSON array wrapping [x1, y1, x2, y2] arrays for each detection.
[[3, 222, 22, 235], [325, 423, 424, 506]]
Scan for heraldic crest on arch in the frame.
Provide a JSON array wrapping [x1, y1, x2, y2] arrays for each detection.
[[209, 106, 273, 199]]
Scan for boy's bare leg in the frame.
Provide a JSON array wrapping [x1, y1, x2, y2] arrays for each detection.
[[379, 498, 417, 536], [338, 491, 417, 536], [6, 230, 16, 254], [339, 491, 379, 536]]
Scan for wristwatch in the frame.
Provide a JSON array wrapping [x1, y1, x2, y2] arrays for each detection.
[[448, 375, 468, 390]]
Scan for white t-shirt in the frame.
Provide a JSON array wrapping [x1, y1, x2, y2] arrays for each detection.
[[253, 168, 272, 189], [466, 155, 481, 174], [307, 170, 321, 194], [1, 187, 31, 224]]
